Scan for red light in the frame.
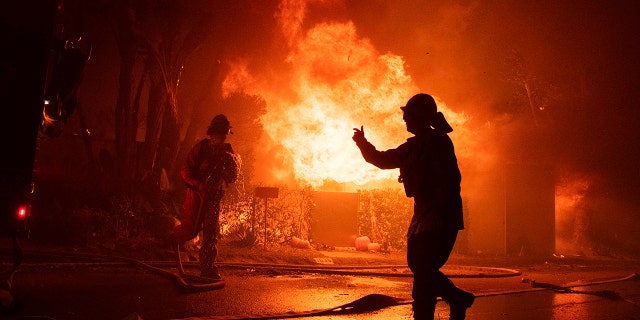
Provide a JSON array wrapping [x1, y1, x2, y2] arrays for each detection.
[[17, 205, 28, 220]]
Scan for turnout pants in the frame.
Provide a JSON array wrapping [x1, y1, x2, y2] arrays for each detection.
[[173, 186, 222, 276], [407, 229, 459, 319]]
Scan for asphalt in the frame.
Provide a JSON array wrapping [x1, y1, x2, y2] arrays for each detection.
[[4, 238, 640, 289], [3, 239, 640, 320]]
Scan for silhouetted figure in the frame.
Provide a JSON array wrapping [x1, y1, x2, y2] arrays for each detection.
[[352, 94, 474, 320], [172, 114, 240, 280]]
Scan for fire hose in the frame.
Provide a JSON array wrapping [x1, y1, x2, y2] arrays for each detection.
[[2, 247, 521, 294], [189, 272, 639, 320], [3, 249, 224, 293], [172, 170, 228, 287], [3, 248, 639, 319]]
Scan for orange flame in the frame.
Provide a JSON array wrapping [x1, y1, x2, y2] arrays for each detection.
[[223, 1, 469, 188]]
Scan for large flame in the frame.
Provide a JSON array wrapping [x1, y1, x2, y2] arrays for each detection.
[[223, 0, 469, 188]]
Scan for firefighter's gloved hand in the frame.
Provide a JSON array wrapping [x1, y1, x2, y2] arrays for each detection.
[[352, 125, 366, 144], [212, 143, 233, 158]]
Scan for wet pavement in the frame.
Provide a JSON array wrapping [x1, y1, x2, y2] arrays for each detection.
[[4, 262, 639, 320], [1, 242, 640, 319], [327, 279, 640, 320]]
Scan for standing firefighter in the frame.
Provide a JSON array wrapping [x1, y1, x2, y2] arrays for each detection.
[[352, 94, 474, 320], [172, 114, 240, 281]]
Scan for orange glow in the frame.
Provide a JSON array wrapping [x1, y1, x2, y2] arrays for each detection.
[[555, 174, 592, 253], [222, 1, 470, 188], [556, 177, 590, 212]]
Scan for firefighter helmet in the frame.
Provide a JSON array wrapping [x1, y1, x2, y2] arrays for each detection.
[[401, 94, 453, 133], [207, 114, 232, 136], [401, 93, 437, 120]]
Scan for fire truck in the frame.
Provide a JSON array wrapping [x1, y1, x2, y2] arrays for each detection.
[[1, 0, 90, 240]]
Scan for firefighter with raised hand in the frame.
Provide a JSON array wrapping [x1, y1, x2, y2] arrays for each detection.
[[173, 114, 240, 281], [352, 94, 474, 320]]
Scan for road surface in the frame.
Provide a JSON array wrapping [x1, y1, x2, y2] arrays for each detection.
[[4, 260, 639, 320]]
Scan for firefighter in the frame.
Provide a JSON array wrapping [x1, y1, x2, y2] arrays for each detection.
[[172, 114, 240, 281], [352, 94, 474, 320]]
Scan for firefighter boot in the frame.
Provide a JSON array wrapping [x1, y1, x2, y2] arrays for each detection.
[[412, 298, 436, 320], [448, 288, 474, 320]]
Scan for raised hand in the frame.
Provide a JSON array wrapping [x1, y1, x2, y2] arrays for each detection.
[[352, 125, 365, 143]]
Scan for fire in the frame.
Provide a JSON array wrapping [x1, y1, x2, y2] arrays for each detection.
[[223, 1, 469, 188], [556, 176, 590, 211], [555, 174, 592, 253]]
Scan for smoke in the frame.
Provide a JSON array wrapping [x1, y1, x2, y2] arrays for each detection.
[[339, 0, 640, 255], [194, 0, 639, 254]]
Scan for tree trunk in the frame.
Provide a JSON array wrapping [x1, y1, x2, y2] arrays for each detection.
[[114, 50, 136, 192], [139, 67, 163, 177], [74, 102, 96, 175], [113, 2, 140, 193], [155, 95, 180, 183]]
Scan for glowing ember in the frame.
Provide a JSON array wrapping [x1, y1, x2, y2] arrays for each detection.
[[223, 1, 468, 188]]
